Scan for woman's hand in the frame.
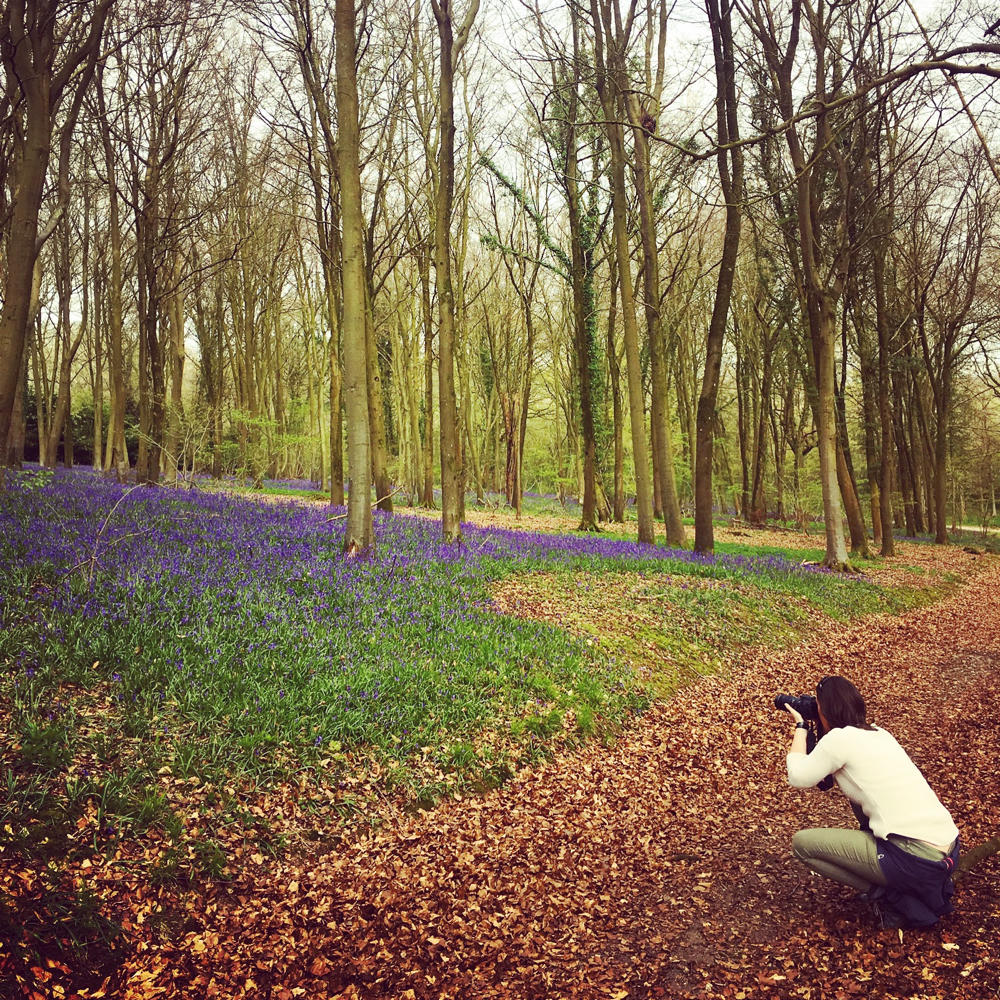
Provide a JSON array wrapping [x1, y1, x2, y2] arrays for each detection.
[[784, 704, 804, 725], [786, 703, 808, 757]]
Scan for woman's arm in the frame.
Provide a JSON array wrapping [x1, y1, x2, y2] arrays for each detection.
[[784, 706, 844, 787]]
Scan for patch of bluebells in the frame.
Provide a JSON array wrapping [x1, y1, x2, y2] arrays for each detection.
[[0, 473, 604, 755], [0, 469, 835, 762], [459, 518, 824, 578]]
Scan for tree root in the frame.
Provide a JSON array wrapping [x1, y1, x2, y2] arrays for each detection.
[[955, 836, 1000, 883], [820, 559, 860, 573]]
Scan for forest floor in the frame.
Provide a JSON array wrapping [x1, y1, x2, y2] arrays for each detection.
[[0, 492, 1000, 1000], [57, 532, 995, 1000]]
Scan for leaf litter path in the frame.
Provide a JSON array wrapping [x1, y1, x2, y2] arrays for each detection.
[[129, 556, 999, 1000]]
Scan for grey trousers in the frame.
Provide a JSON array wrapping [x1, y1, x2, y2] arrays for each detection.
[[792, 827, 889, 892]]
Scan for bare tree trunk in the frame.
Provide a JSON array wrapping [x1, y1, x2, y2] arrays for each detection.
[[96, 67, 129, 481], [165, 253, 186, 485], [750, 0, 853, 569], [461, 375, 481, 506], [0, 99, 50, 462], [627, 85, 685, 545], [591, 0, 654, 545], [650, 417, 663, 519], [335, 0, 373, 553], [7, 264, 41, 468], [48, 218, 88, 467], [329, 326, 344, 504], [419, 249, 436, 507], [136, 176, 166, 487], [607, 257, 625, 522], [814, 305, 851, 567], [853, 299, 882, 548], [31, 323, 49, 468], [430, 0, 479, 543], [516, 306, 535, 519], [562, 90, 601, 529], [874, 246, 896, 555], [837, 314, 870, 555], [736, 345, 750, 519], [934, 373, 951, 544], [6, 337, 28, 467], [836, 439, 869, 555], [365, 284, 393, 510], [695, 0, 743, 553], [91, 255, 104, 471], [750, 343, 772, 524]]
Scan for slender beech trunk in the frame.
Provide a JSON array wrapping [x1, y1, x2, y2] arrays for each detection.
[[696, 0, 743, 552], [736, 345, 750, 518], [873, 244, 895, 555], [934, 370, 951, 544], [562, 98, 601, 527], [628, 95, 685, 545], [750, 340, 771, 524], [606, 257, 625, 522], [516, 306, 535, 520], [430, 0, 478, 543], [7, 331, 29, 467], [591, 0, 654, 544], [409, 335, 422, 504], [836, 312, 870, 555], [335, 0, 373, 553], [812, 302, 851, 567], [91, 255, 104, 471], [418, 249, 436, 507], [853, 297, 882, 548], [364, 283, 393, 510], [329, 315, 344, 505], [165, 253, 185, 485], [96, 69, 129, 480], [48, 218, 86, 467], [753, 0, 851, 568]]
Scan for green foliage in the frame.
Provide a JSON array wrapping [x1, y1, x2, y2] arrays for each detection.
[[13, 467, 54, 492], [18, 718, 74, 775]]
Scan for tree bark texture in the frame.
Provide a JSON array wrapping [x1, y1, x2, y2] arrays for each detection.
[[430, 0, 479, 543], [591, 0, 654, 545], [335, 0, 374, 554]]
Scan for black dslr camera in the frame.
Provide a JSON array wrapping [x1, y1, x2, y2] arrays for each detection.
[[774, 693, 834, 791]]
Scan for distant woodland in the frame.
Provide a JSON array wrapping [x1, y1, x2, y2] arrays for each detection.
[[2, 0, 1000, 565]]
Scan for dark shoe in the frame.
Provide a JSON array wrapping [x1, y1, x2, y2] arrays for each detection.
[[855, 886, 885, 905], [872, 901, 907, 930]]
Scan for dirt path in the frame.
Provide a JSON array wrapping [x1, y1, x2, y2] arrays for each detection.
[[124, 554, 1000, 1000]]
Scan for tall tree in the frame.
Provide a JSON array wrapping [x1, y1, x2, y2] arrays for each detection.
[[626, 0, 685, 546], [430, 0, 479, 543], [590, 0, 655, 544], [336, 0, 374, 553], [0, 0, 113, 464], [695, 0, 743, 553], [94, 60, 130, 480], [262, 0, 347, 504], [746, 0, 854, 568], [518, 2, 612, 531], [906, 147, 994, 544]]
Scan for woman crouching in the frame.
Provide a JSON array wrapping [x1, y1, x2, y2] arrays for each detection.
[[784, 675, 959, 929]]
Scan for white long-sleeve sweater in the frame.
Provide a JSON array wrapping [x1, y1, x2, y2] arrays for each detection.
[[787, 725, 959, 847]]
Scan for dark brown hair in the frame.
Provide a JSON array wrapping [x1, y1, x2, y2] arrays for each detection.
[[816, 675, 876, 731]]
